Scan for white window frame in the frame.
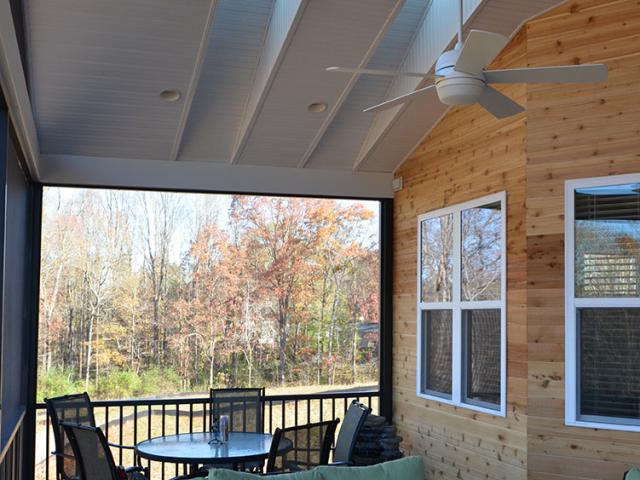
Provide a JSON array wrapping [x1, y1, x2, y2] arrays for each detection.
[[416, 191, 507, 417], [565, 173, 640, 432]]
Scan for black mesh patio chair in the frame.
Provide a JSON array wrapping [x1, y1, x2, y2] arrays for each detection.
[[265, 419, 339, 473], [209, 387, 265, 433], [46, 392, 141, 480], [61, 423, 148, 480], [331, 400, 371, 465], [201, 388, 266, 473]]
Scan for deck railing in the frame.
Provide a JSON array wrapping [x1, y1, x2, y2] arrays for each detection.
[[34, 390, 379, 480], [1, 410, 26, 480]]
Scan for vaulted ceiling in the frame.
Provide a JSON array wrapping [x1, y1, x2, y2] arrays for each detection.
[[6, 0, 564, 197]]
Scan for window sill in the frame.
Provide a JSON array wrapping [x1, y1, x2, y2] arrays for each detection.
[[416, 391, 505, 417], [565, 418, 640, 432]]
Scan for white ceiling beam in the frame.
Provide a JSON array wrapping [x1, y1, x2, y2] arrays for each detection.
[[230, 0, 309, 165], [353, 0, 483, 171], [0, 0, 40, 178], [169, 0, 218, 161], [40, 154, 393, 199], [296, 0, 405, 168], [354, 0, 566, 172]]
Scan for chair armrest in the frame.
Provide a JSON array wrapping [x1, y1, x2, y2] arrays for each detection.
[[51, 450, 75, 460], [125, 464, 150, 479], [108, 442, 136, 450], [124, 466, 145, 474]]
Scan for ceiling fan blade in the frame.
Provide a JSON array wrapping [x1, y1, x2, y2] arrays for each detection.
[[477, 86, 524, 119], [484, 64, 608, 84], [326, 66, 430, 79], [363, 84, 437, 113], [455, 30, 509, 75]]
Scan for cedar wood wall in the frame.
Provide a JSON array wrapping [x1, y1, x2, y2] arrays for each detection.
[[392, 1, 640, 479]]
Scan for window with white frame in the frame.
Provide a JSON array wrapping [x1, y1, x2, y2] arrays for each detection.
[[565, 174, 640, 431], [417, 192, 506, 416]]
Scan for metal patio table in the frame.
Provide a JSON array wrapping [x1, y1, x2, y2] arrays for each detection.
[[135, 431, 292, 472]]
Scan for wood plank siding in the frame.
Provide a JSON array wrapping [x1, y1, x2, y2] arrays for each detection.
[[526, 1, 640, 479], [392, 1, 640, 479]]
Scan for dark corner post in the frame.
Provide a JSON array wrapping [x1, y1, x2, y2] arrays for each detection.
[[0, 104, 6, 444], [379, 198, 393, 422], [22, 180, 42, 480]]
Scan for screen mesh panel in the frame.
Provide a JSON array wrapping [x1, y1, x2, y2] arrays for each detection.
[[421, 310, 452, 396], [579, 308, 640, 421], [463, 309, 500, 407]]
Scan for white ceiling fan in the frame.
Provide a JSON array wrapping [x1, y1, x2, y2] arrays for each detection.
[[326, 0, 607, 118]]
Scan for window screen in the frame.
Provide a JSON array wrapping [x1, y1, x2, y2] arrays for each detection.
[[579, 308, 640, 421], [463, 309, 501, 406], [422, 310, 452, 397]]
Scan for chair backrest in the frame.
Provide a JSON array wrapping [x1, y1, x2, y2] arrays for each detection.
[[61, 423, 118, 480], [266, 419, 339, 473], [333, 400, 371, 463], [45, 392, 96, 480], [209, 387, 265, 433]]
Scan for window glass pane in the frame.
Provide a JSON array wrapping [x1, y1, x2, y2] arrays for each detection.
[[421, 214, 453, 302], [463, 309, 501, 407], [461, 202, 502, 301], [421, 310, 452, 396], [579, 308, 640, 421], [575, 183, 640, 297]]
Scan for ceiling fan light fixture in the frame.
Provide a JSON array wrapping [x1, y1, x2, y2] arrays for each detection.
[[160, 89, 181, 102], [307, 102, 328, 113]]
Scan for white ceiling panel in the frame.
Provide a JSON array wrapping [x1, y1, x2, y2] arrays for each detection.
[[25, 0, 214, 160], [356, 0, 565, 172], [178, 0, 275, 162], [234, 0, 403, 168], [305, 0, 430, 170], [15, 0, 567, 196]]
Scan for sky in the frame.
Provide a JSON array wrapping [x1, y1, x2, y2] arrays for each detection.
[[43, 186, 381, 265]]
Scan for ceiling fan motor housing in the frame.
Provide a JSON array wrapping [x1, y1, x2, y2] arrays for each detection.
[[435, 48, 485, 106]]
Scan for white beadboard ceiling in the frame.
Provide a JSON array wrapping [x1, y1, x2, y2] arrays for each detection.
[[20, 0, 564, 198]]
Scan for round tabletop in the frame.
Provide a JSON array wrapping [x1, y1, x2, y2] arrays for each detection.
[[135, 432, 290, 465]]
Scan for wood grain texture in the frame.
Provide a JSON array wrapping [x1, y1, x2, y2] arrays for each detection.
[[525, 1, 640, 479], [393, 1, 640, 478], [393, 28, 529, 480]]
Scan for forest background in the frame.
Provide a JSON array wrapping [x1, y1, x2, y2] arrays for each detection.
[[38, 188, 380, 401]]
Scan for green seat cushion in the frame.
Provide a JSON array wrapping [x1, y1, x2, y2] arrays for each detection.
[[208, 468, 320, 480], [315, 456, 424, 480], [625, 468, 640, 480]]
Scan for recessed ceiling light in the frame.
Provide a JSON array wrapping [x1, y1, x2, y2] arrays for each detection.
[[160, 89, 181, 102], [307, 102, 328, 113]]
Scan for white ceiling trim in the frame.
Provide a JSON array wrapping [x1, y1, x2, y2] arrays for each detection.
[[389, 0, 566, 174], [40, 154, 393, 198], [356, 0, 566, 173], [0, 0, 40, 178], [354, 0, 483, 171], [296, 0, 405, 168], [169, 0, 219, 161], [230, 0, 308, 164]]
